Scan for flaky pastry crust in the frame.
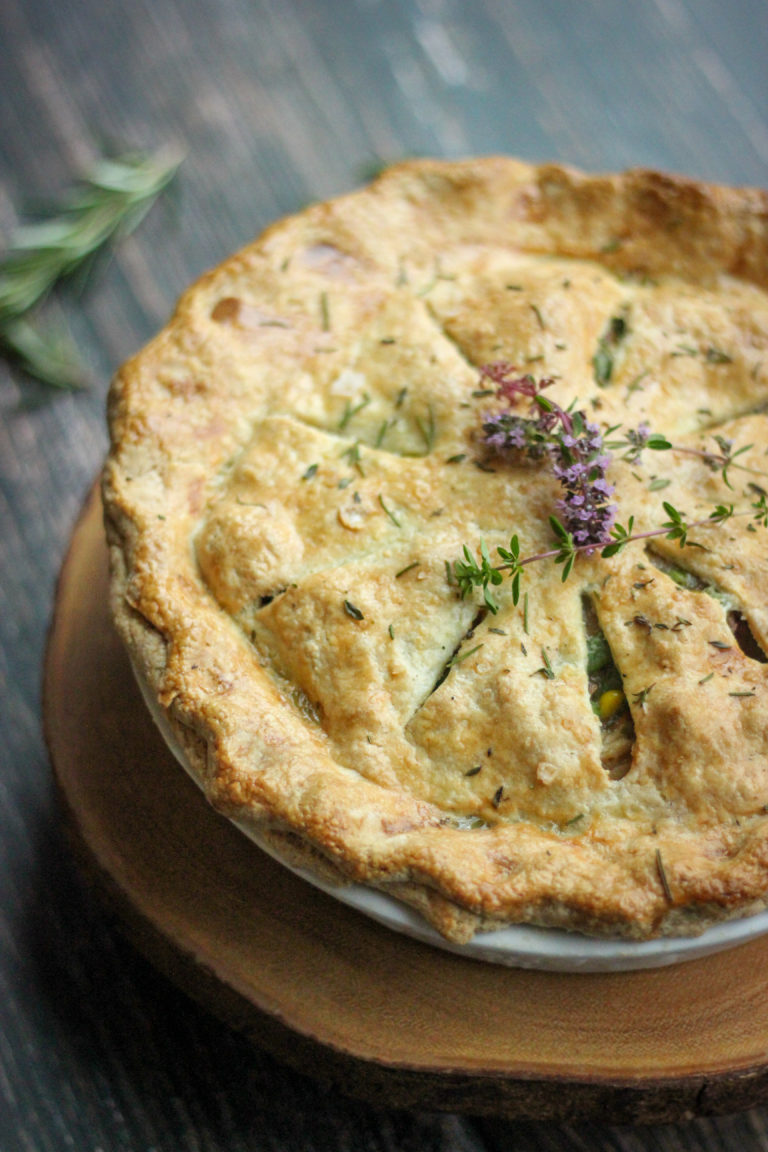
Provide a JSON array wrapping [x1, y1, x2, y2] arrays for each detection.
[[103, 158, 768, 943]]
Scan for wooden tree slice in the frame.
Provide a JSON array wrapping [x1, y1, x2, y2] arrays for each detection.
[[44, 484, 768, 1124]]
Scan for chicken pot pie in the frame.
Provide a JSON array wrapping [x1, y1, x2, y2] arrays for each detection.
[[102, 158, 768, 944]]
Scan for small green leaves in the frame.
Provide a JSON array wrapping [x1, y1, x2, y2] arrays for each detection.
[[709, 503, 734, 524], [453, 539, 504, 613], [548, 516, 577, 581], [478, 539, 505, 612], [605, 424, 671, 460], [661, 501, 693, 548], [496, 535, 523, 604], [713, 437, 753, 489], [343, 599, 364, 620], [601, 516, 635, 558], [752, 491, 768, 527]]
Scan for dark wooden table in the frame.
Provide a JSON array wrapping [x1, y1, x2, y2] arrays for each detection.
[[2, 1, 767, 1148]]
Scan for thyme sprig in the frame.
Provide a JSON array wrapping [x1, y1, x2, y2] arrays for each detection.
[[454, 500, 760, 613], [606, 426, 762, 489], [604, 423, 672, 461], [455, 363, 766, 612], [0, 148, 182, 388]]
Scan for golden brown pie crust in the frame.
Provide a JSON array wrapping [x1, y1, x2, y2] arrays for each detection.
[[102, 158, 768, 943]]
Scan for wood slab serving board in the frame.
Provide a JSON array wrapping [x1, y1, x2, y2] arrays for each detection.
[[43, 485, 768, 1124]]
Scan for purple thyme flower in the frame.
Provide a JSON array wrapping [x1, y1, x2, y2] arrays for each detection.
[[551, 419, 616, 551], [622, 420, 651, 461], [478, 363, 617, 552], [481, 411, 550, 458], [550, 415, 616, 551], [479, 365, 558, 461]]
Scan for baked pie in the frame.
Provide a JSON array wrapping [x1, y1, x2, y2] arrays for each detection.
[[102, 158, 768, 943]]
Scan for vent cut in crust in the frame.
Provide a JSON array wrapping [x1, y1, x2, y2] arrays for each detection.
[[103, 158, 768, 943]]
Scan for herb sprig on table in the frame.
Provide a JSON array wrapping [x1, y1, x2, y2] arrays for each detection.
[[0, 148, 182, 388], [453, 363, 768, 612]]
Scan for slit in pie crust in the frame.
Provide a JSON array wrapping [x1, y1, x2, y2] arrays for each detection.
[[103, 157, 768, 943]]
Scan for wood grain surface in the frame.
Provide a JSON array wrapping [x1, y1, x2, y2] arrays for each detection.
[[2, 0, 768, 1148]]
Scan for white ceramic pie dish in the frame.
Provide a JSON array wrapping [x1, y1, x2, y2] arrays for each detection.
[[134, 666, 768, 972]]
